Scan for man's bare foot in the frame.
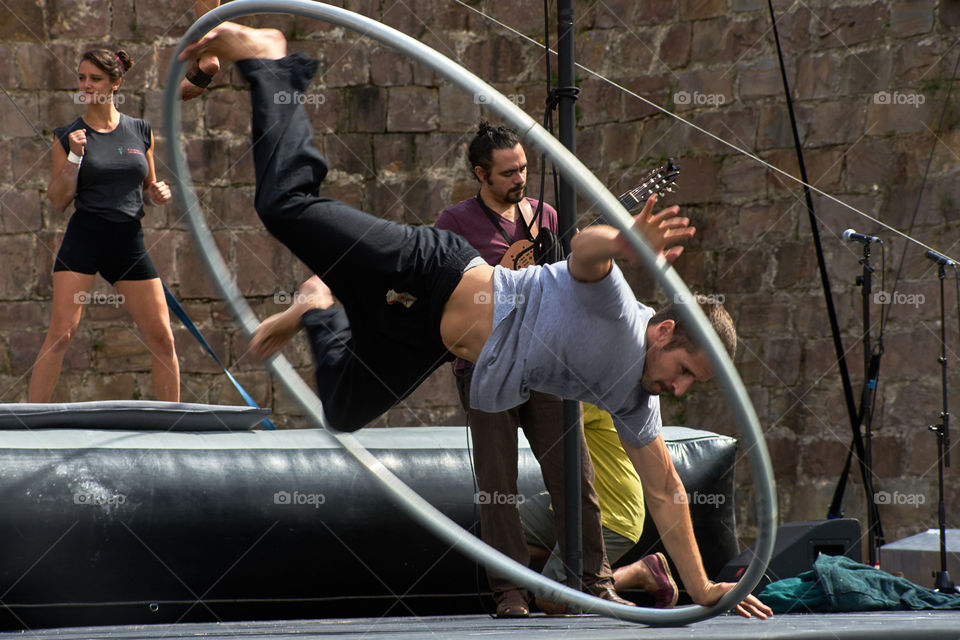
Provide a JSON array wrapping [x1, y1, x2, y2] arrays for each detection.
[[613, 557, 657, 592], [180, 54, 221, 101], [249, 276, 335, 361], [179, 22, 287, 65]]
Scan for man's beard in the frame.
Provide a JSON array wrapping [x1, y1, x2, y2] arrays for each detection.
[[639, 349, 662, 396], [484, 174, 526, 205], [639, 379, 662, 396], [504, 185, 525, 204]]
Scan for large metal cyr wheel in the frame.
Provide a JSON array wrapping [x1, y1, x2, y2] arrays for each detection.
[[162, 0, 777, 624]]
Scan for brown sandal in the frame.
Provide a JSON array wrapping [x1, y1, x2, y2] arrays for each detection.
[[495, 588, 529, 617]]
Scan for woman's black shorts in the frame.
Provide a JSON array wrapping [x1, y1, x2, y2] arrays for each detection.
[[53, 212, 159, 284]]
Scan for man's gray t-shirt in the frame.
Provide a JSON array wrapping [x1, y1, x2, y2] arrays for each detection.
[[470, 260, 662, 448]]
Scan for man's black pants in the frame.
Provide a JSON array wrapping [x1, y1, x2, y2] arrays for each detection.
[[239, 54, 479, 431]]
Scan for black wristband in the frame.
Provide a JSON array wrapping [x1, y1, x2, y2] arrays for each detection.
[[185, 63, 214, 89]]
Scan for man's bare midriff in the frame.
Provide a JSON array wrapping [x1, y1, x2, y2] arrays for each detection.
[[439, 264, 495, 363]]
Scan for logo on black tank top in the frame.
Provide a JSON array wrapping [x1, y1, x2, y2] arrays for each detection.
[[386, 289, 417, 308]]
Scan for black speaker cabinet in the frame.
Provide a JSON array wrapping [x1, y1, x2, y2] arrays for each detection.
[[717, 519, 861, 592]]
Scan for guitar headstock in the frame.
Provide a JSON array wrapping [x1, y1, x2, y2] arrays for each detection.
[[617, 158, 680, 211]]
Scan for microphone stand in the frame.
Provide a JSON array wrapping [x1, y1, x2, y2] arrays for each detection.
[[927, 252, 956, 593], [855, 240, 884, 566]]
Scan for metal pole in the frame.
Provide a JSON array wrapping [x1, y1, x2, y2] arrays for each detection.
[[933, 264, 955, 592], [556, 0, 583, 596], [857, 244, 880, 566], [556, 0, 577, 250]]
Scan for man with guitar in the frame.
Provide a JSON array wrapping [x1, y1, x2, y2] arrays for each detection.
[[187, 22, 771, 620], [434, 122, 633, 616]]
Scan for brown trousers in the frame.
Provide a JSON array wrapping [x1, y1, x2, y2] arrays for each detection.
[[455, 366, 613, 598]]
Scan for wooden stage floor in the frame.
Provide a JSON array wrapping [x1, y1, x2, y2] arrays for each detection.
[[3, 611, 960, 640]]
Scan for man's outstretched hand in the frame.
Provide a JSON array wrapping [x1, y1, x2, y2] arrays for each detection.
[[568, 193, 695, 283], [694, 581, 774, 619], [615, 193, 695, 265]]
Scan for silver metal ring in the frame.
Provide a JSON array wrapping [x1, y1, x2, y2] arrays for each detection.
[[162, 0, 776, 624]]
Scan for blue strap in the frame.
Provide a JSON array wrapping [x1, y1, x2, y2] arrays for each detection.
[[163, 283, 276, 430]]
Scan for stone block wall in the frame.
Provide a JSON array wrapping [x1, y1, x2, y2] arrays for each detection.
[[1, 0, 958, 556]]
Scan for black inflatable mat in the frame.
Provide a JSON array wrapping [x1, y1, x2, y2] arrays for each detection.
[[0, 401, 271, 431]]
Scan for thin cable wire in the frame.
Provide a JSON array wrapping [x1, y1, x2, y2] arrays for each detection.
[[450, 0, 958, 263], [0, 83, 48, 142]]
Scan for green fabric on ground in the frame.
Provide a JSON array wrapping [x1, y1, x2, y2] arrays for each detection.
[[759, 554, 960, 613], [758, 571, 829, 613]]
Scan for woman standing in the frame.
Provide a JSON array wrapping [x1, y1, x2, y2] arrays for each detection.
[[29, 49, 179, 402]]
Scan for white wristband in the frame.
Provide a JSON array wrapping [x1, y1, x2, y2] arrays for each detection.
[[67, 151, 83, 165]]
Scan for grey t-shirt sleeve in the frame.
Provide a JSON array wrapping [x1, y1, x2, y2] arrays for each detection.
[[567, 260, 636, 321], [611, 394, 662, 448]]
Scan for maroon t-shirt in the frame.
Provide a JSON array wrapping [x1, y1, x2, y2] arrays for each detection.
[[434, 196, 559, 266]]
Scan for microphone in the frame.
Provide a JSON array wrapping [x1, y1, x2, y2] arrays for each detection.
[[842, 228, 881, 244], [925, 249, 956, 266]]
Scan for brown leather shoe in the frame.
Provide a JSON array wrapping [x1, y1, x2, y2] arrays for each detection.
[[495, 588, 529, 617], [534, 596, 568, 615], [587, 582, 636, 607]]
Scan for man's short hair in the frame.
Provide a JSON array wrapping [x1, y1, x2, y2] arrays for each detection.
[[467, 120, 521, 181], [650, 295, 737, 359]]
